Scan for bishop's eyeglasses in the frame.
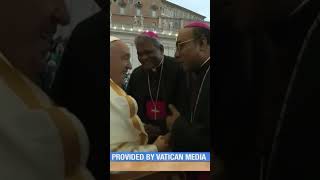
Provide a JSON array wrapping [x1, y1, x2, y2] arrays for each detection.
[[175, 39, 195, 52]]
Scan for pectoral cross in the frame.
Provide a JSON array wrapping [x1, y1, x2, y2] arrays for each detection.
[[151, 106, 160, 120]]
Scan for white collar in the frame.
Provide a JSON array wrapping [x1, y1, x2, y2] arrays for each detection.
[[151, 56, 164, 72]]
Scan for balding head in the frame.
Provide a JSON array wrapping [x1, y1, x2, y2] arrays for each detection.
[[110, 37, 132, 87]]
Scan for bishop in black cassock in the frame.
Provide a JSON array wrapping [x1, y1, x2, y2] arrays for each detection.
[[126, 31, 187, 143], [166, 22, 211, 153], [165, 21, 211, 180]]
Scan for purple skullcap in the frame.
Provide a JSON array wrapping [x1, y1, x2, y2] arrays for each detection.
[[184, 21, 210, 30], [141, 31, 159, 39]]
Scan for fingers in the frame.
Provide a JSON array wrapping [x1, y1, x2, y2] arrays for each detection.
[[168, 104, 180, 116], [166, 118, 173, 131], [154, 135, 171, 151], [145, 124, 161, 135], [163, 133, 171, 143], [163, 133, 171, 139], [157, 135, 169, 143]]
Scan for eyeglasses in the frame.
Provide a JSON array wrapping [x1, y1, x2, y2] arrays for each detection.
[[175, 39, 195, 52]]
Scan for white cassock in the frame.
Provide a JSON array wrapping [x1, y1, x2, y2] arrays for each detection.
[[0, 52, 94, 180], [110, 79, 157, 152]]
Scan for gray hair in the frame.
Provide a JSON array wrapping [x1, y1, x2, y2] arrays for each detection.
[[134, 35, 163, 49], [110, 41, 115, 49], [110, 36, 120, 49]]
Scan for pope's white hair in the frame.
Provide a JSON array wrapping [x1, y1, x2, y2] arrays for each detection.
[[110, 36, 120, 43], [110, 36, 120, 49]]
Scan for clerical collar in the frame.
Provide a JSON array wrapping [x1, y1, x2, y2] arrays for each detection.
[[151, 56, 165, 72], [201, 57, 210, 67], [195, 57, 210, 75]]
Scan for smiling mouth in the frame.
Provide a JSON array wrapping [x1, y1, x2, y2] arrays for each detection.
[[143, 62, 155, 69]]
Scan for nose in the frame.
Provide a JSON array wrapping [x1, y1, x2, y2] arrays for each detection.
[[174, 49, 180, 59], [52, 1, 71, 26], [127, 61, 132, 70]]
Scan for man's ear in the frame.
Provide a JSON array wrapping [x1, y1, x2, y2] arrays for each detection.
[[199, 37, 209, 52]]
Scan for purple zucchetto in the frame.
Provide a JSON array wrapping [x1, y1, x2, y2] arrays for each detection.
[[141, 31, 159, 39], [184, 21, 210, 30]]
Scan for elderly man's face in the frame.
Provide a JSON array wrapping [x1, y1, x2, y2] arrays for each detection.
[[110, 40, 132, 86], [175, 28, 203, 71], [0, 0, 69, 81]]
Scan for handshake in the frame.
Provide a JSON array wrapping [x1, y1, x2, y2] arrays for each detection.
[[153, 133, 171, 152], [144, 123, 171, 152], [145, 104, 181, 152]]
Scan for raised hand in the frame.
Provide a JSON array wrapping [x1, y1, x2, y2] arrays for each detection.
[[166, 104, 180, 131]]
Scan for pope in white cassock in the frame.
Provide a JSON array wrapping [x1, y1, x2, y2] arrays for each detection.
[[0, 0, 94, 179], [110, 36, 169, 152]]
